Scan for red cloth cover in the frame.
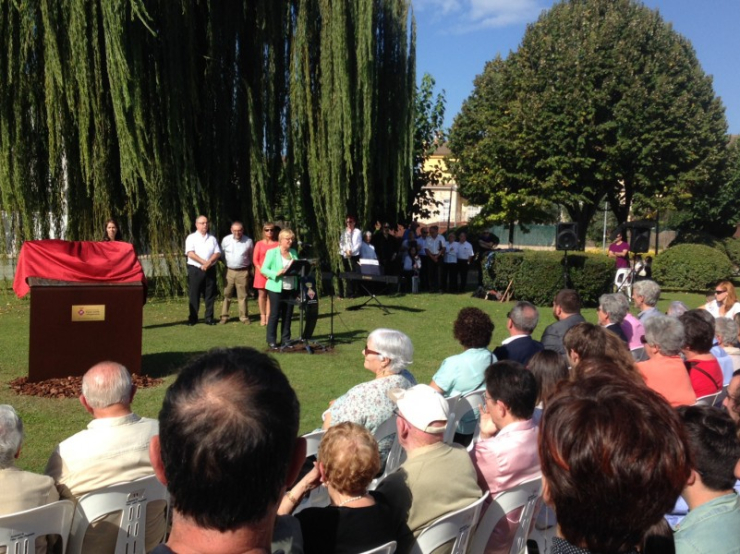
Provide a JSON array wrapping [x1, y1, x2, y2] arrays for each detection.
[[13, 240, 147, 298]]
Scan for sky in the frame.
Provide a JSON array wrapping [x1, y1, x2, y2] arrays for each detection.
[[413, 0, 740, 134]]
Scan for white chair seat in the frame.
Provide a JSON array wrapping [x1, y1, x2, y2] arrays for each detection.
[[360, 540, 397, 554], [0, 500, 75, 554]]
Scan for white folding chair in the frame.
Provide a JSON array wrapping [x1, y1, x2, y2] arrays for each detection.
[[695, 391, 721, 406], [0, 500, 75, 554], [470, 478, 543, 554], [410, 492, 489, 554], [443, 389, 485, 446], [614, 268, 633, 297], [369, 414, 407, 490], [359, 540, 397, 554], [67, 474, 169, 554], [293, 430, 329, 513]]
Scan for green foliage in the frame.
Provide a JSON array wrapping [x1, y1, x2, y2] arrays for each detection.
[[448, 0, 729, 247], [0, 1, 415, 291], [404, 73, 446, 223], [721, 238, 740, 269], [653, 244, 733, 291], [483, 251, 613, 306]]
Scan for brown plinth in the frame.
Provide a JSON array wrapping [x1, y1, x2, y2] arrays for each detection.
[[28, 279, 144, 382]]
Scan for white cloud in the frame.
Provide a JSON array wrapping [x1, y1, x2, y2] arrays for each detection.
[[415, 0, 548, 32]]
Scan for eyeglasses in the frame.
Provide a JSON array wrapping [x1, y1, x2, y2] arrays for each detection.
[[481, 392, 493, 413], [640, 336, 648, 344], [392, 408, 406, 422], [715, 290, 727, 295], [363, 345, 382, 357]]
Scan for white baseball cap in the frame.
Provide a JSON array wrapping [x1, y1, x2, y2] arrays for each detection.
[[388, 384, 448, 434]]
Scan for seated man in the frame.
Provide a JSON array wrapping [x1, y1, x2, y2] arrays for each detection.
[[1, 405, 59, 554], [493, 301, 544, 366], [470, 361, 540, 497], [539, 289, 586, 356], [45, 361, 164, 553], [150, 347, 305, 554], [597, 293, 629, 343], [375, 384, 482, 554], [632, 279, 661, 322], [674, 405, 740, 554], [540, 373, 690, 553]]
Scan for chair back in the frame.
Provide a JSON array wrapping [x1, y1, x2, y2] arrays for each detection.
[[695, 391, 721, 406], [410, 492, 489, 554], [303, 429, 325, 457], [360, 540, 397, 554], [67, 474, 169, 554], [369, 414, 406, 490], [443, 389, 485, 446], [0, 500, 75, 554], [614, 269, 633, 296], [470, 477, 543, 554]]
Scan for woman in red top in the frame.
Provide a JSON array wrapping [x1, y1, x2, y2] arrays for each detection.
[[679, 311, 723, 398], [252, 223, 280, 326]]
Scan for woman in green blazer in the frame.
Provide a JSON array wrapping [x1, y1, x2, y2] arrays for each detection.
[[260, 228, 299, 348]]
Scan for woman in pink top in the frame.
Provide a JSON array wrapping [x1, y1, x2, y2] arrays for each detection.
[[252, 223, 280, 326], [637, 315, 696, 407], [679, 311, 723, 398]]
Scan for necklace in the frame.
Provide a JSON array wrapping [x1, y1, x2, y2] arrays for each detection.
[[337, 494, 365, 507]]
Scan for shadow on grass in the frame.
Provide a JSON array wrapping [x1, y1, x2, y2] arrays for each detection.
[[142, 351, 203, 379], [142, 320, 195, 330]]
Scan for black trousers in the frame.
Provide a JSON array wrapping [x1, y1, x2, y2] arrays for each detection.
[[267, 289, 296, 345], [442, 262, 458, 292], [457, 260, 470, 293], [188, 265, 217, 323], [341, 255, 360, 297]]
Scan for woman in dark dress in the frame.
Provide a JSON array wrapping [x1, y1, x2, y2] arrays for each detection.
[[279, 422, 405, 554]]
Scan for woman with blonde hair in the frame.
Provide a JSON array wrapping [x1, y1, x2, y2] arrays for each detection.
[[261, 228, 297, 348], [704, 281, 740, 318], [279, 422, 404, 553]]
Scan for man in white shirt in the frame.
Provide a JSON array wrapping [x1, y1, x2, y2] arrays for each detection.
[[424, 225, 446, 293], [219, 221, 253, 325], [455, 232, 474, 293], [185, 215, 221, 325], [46, 362, 164, 553]]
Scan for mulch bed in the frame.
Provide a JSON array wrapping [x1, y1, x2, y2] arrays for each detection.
[[8, 374, 164, 399]]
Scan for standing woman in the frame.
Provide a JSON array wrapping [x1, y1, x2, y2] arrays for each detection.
[[252, 223, 280, 326], [102, 219, 122, 241], [261, 228, 298, 349]]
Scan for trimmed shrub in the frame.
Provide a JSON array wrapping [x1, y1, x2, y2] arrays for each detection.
[[721, 237, 740, 269], [483, 250, 613, 307], [652, 244, 733, 291]]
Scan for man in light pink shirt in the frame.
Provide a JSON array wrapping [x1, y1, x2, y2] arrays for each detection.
[[470, 360, 541, 496]]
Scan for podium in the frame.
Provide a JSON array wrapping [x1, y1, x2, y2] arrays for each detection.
[[13, 240, 147, 382], [27, 279, 144, 381]]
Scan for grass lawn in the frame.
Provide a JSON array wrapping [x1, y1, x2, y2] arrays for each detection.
[[0, 284, 706, 474]]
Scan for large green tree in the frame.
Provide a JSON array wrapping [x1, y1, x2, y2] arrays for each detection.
[[449, 0, 729, 245], [0, 0, 415, 290]]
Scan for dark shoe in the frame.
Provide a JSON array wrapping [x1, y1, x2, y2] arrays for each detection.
[[268, 343, 279, 350], [205, 319, 217, 326], [186, 320, 197, 326]]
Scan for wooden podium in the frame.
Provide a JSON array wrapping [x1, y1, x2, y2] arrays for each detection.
[[28, 278, 144, 381]]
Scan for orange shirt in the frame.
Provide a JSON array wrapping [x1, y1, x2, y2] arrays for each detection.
[[637, 356, 697, 407]]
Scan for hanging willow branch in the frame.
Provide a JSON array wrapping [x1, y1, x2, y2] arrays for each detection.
[[0, 0, 414, 293]]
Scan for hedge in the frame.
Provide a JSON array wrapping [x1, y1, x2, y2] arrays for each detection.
[[482, 251, 613, 307], [652, 244, 733, 291], [721, 238, 740, 269]]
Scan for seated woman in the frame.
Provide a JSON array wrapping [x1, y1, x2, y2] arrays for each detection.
[[527, 349, 569, 424], [704, 280, 740, 319], [430, 307, 495, 444], [322, 329, 416, 456], [637, 315, 696, 407], [279, 422, 405, 554], [679, 311, 723, 398]]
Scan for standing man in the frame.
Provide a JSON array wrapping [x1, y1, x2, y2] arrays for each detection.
[[424, 225, 446, 293], [339, 214, 362, 298], [219, 221, 253, 325], [456, 231, 475, 293], [539, 289, 586, 356], [372, 223, 399, 274], [185, 215, 221, 326]]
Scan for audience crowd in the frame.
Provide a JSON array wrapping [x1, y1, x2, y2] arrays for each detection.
[[2, 278, 740, 554]]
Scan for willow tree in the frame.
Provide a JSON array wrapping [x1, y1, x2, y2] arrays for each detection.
[[1, 0, 415, 291]]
